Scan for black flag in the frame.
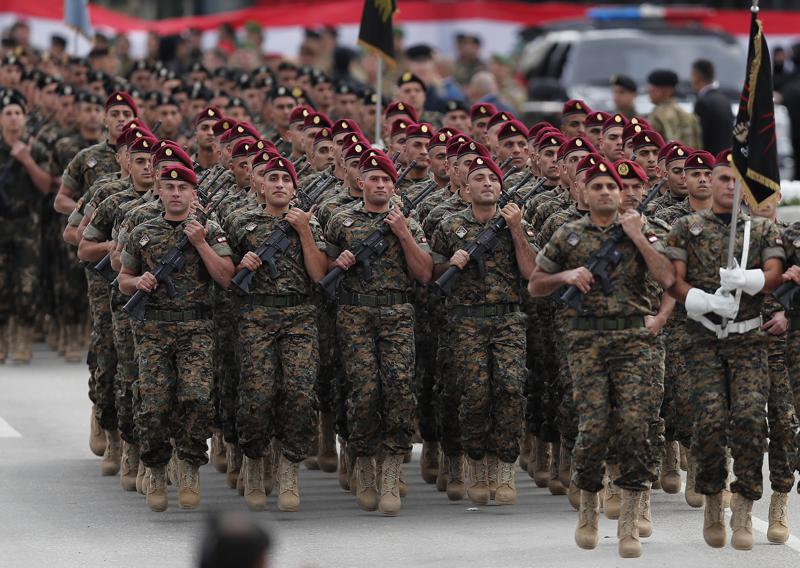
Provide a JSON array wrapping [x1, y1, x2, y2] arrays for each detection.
[[732, 7, 780, 207], [358, 0, 397, 66]]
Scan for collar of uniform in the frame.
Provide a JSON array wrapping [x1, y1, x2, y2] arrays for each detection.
[[699, 207, 750, 226], [354, 200, 391, 217], [105, 140, 117, 152], [464, 206, 501, 226], [579, 213, 621, 233]]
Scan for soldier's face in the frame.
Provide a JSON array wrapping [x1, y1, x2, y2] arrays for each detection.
[[486, 124, 503, 154], [105, 105, 135, 141], [344, 158, 361, 187], [601, 127, 624, 161], [667, 160, 687, 197], [586, 126, 602, 149], [711, 166, 737, 211], [472, 117, 490, 143], [335, 94, 358, 119], [79, 103, 104, 131], [467, 169, 501, 206], [195, 121, 216, 151], [263, 171, 295, 208], [58, 95, 77, 127], [40, 83, 59, 112], [586, 176, 621, 215], [288, 122, 305, 153], [457, 154, 477, 188], [157, 105, 182, 134], [620, 179, 645, 212], [312, 82, 334, 108], [561, 114, 586, 138], [359, 171, 395, 207], [220, 142, 234, 168], [405, 137, 430, 171], [187, 99, 206, 119], [565, 150, 589, 183], [389, 134, 406, 163], [686, 168, 712, 201], [277, 69, 297, 87], [303, 127, 321, 156], [160, 180, 195, 216], [271, 97, 296, 129], [227, 106, 251, 124], [613, 86, 636, 111], [623, 139, 635, 159], [539, 147, 560, 182], [430, 147, 448, 181], [497, 135, 528, 169], [634, 146, 660, 180], [311, 141, 335, 171], [443, 110, 470, 133], [397, 85, 425, 111], [129, 152, 154, 187], [231, 157, 252, 188], [250, 164, 267, 197], [243, 89, 264, 115], [359, 104, 376, 135], [0, 104, 25, 133]]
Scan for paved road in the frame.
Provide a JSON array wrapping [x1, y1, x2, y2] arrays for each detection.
[[2, 346, 800, 568]]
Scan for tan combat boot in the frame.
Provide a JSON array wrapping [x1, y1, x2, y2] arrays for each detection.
[[379, 453, 403, 516], [263, 443, 275, 495], [436, 450, 449, 492], [119, 442, 140, 491], [730, 493, 754, 550], [100, 430, 122, 476], [145, 465, 168, 512], [354, 456, 379, 511], [604, 463, 621, 519], [317, 412, 338, 473], [495, 460, 517, 505], [519, 433, 531, 472], [639, 488, 653, 538], [225, 442, 242, 489], [618, 489, 642, 558], [89, 405, 106, 456], [575, 490, 600, 549], [209, 430, 227, 473], [243, 456, 267, 511], [446, 454, 466, 501], [467, 456, 490, 505], [136, 459, 146, 494], [487, 453, 499, 500], [277, 454, 301, 512], [703, 492, 727, 548], [64, 324, 83, 363], [420, 440, 439, 484], [167, 448, 178, 485], [548, 442, 567, 495], [338, 439, 350, 491], [177, 459, 201, 509], [685, 451, 704, 508], [11, 323, 32, 364], [568, 461, 580, 511], [680, 443, 689, 471], [398, 461, 407, 498], [722, 451, 733, 509], [660, 441, 681, 494], [558, 443, 572, 488], [767, 491, 790, 544], [529, 436, 550, 487], [304, 432, 320, 470]]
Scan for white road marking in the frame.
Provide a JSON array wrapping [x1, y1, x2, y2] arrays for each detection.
[[0, 416, 21, 438]]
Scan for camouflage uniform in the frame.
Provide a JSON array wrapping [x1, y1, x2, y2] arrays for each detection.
[[644, 190, 684, 218], [528, 187, 569, 231], [778, 223, 800, 476], [414, 186, 452, 225], [648, 99, 702, 150], [324, 203, 428, 457], [537, 215, 666, 491], [430, 209, 535, 462], [228, 208, 325, 462], [122, 215, 233, 467], [666, 210, 785, 500]]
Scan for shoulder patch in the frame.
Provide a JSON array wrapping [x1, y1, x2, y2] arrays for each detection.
[[245, 221, 257, 232], [216, 236, 227, 243], [775, 237, 783, 246], [139, 234, 150, 247], [343, 217, 354, 227], [455, 225, 468, 239], [793, 239, 800, 249], [567, 232, 580, 246], [689, 223, 703, 236], [526, 227, 535, 237], [86, 156, 97, 168]]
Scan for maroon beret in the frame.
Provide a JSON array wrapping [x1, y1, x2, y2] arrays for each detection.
[[405, 122, 433, 140], [584, 111, 611, 129], [527, 121, 555, 141], [359, 151, 398, 182], [390, 118, 414, 139], [385, 100, 419, 122], [457, 139, 491, 161], [193, 106, 223, 127], [684, 150, 715, 171], [344, 140, 371, 161], [487, 110, 515, 132], [253, 138, 277, 155], [262, 156, 298, 190], [601, 113, 629, 132], [289, 105, 312, 125], [562, 99, 590, 118], [658, 140, 685, 162], [105, 91, 138, 116], [251, 148, 283, 169], [497, 120, 529, 142], [331, 118, 362, 138], [713, 148, 733, 169], [614, 159, 648, 183], [584, 159, 623, 189], [428, 130, 451, 150], [302, 112, 332, 130], [128, 135, 157, 154], [576, 153, 603, 174], [665, 145, 689, 165], [467, 155, 503, 183], [631, 130, 666, 152], [212, 117, 235, 137], [153, 143, 192, 169], [537, 131, 567, 150], [469, 102, 497, 121], [622, 123, 644, 144], [231, 138, 258, 160], [557, 136, 595, 161], [629, 116, 651, 129], [160, 165, 197, 185], [445, 135, 471, 159], [313, 127, 333, 147]]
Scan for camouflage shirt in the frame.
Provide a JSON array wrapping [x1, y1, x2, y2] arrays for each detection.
[[644, 190, 684, 217], [653, 198, 698, 225], [228, 207, 326, 297], [536, 203, 589, 250], [780, 221, 800, 316], [61, 140, 118, 199], [396, 175, 431, 196], [0, 138, 48, 218], [324, 201, 430, 295], [529, 189, 570, 231], [422, 189, 469, 237], [414, 186, 454, 225], [647, 99, 702, 150], [315, 188, 361, 231], [117, 196, 164, 247], [666, 209, 785, 322], [431, 207, 537, 305], [537, 214, 667, 317], [83, 183, 146, 243], [122, 214, 233, 312]]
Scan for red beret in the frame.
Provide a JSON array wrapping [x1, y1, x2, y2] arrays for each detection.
[[193, 106, 223, 127], [622, 123, 644, 143], [528, 121, 555, 141], [385, 100, 419, 122], [467, 155, 503, 183], [359, 151, 398, 182], [128, 135, 157, 154], [405, 122, 433, 140], [153, 143, 192, 169], [105, 91, 138, 116], [251, 148, 283, 169], [344, 140, 371, 161], [602, 113, 629, 132], [631, 130, 665, 152], [253, 138, 277, 155], [313, 126, 333, 147], [390, 118, 414, 138], [713, 148, 733, 169], [231, 138, 258, 160], [212, 117, 235, 138], [445, 135, 471, 159], [584, 159, 623, 189], [562, 99, 590, 117], [122, 118, 148, 132], [487, 110, 515, 132], [576, 153, 602, 174], [160, 165, 197, 185], [262, 156, 298, 190], [469, 102, 497, 121], [289, 105, 312, 125], [533, 127, 560, 146], [429, 130, 451, 150], [343, 133, 369, 152], [684, 150, 715, 170], [557, 136, 595, 161], [497, 120, 529, 142], [331, 118, 362, 138], [118, 126, 151, 148], [665, 145, 689, 165], [537, 131, 567, 150], [584, 111, 611, 129], [629, 116, 651, 130], [302, 112, 332, 130], [658, 140, 685, 162], [457, 139, 491, 161], [614, 159, 648, 183], [438, 126, 463, 138]]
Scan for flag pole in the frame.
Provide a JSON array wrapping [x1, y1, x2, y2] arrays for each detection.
[[374, 56, 383, 149]]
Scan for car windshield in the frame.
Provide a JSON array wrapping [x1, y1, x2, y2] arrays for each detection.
[[562, 34, 745, 93]]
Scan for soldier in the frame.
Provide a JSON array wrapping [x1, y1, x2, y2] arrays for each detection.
[[494, 120, 529, 179], [0, 90, 52, 363], [647, 69, 702, 150], [119, 164, 235, 512], [431, 156, 536, 506], [261, 86, 297, 157], [192, 106, 223, 172], [442, 99, 470, 133], [469, 102, 496, 146], [599, 113, 628, 163], [324, 151, 432, 516], [397, 122, 433, 196], [644, 144, 689, 216], [611, 75, 638, 119], [309, 72, 334, 117], [153, 93, 185, 145], [631, 129, 665, 184], [583, 111, 610, 151], [332, 82, 359, 120], [287, 105, 312, 161], [396, 71, 442, 128], [530, 158, 675, 558], [666, 150, 784, 550], [484, 110, 514, 156], [227, 155, 327, 513], [560, 99, 590, 138]]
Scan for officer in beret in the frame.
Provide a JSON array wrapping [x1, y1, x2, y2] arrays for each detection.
[[647, 69, 702, 150], [611, 75, 638, 120]]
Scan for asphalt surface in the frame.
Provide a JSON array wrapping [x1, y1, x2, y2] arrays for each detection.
[[2, 345, 800, 568]]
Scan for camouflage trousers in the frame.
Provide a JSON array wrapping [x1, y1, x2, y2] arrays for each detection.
[[662, 318, 693, 448], [554, 314, 577, 448], [213, 291, 240, 443], [414, 289, 438, 443], [133, 318, 213, 467], [237, 303, 319, 463], [435, 312, 461, 456], [111, 297, 138, 444], [337, 303, 416, 457], [53, 218, 87, 322], [316, 297, 342, 426], [448, 311, 527, 464], [765, 332, 799, 492], [567, 327, 658, 492], [686, 325, 768, 501], [86, 270, 117, 431], [782, 327, 800, 442], [0, 217, 41, 326], [523, 301, 556, 441]]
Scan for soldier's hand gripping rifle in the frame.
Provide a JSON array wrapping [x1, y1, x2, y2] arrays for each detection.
[[434, 172, 538, 295], [0, 112, 53, 210], [558, 179, 666, 310], [229, 169, 339, 294], [122, 187, 228, 321], [317, 178, 439, 301]]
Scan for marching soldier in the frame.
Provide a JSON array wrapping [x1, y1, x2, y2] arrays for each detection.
[[647, 69, 702, 150]]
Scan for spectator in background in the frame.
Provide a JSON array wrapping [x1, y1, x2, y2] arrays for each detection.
[[217, 23, 237, 55], [489, 54, 524, 113], [405, 44, 449, 113], [453, 32, 485, 87], [9, 21, 30, 52], [197, 513, 270, 568], [773, 47, 789, 92], [243, 21, 264, 53], [691, 59, 733, 155], [49, 35, 67, 64], [610, 74, 637, 119], [113, 34, 132, 77], [779, 43, 800, 180], [466, 70, 514, 113]]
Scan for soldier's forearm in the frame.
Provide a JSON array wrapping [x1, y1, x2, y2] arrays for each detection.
[[54, 186, 77, 214]]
